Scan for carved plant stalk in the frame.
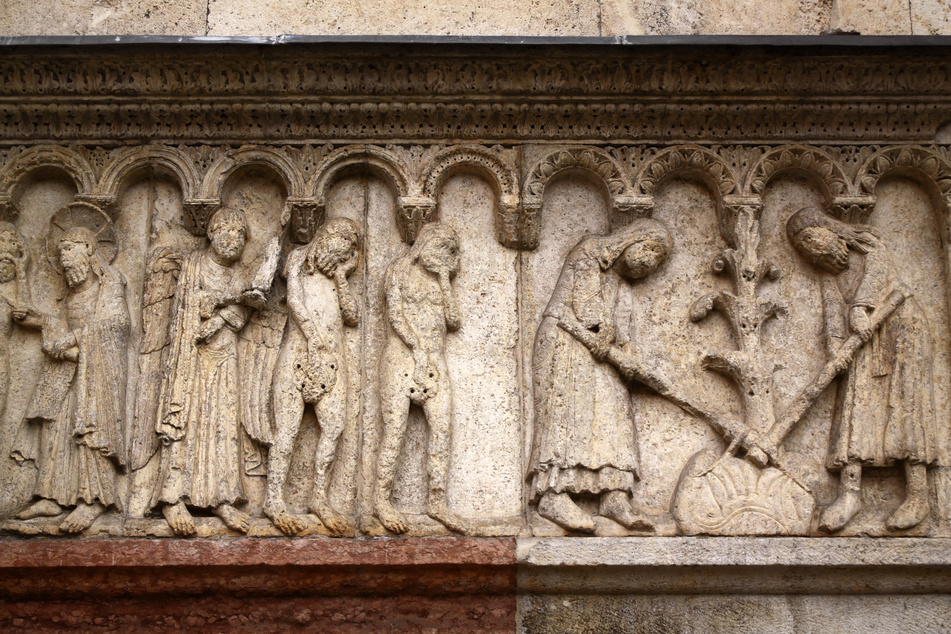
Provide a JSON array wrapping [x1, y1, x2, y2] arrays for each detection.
[[689, 206, 785, 442]]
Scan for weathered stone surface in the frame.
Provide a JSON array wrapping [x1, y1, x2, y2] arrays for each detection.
[[911, 0, 951, 34], [830, 0, 913, 33], [206, 0, 601, 36], [0, 0, 206, 36]]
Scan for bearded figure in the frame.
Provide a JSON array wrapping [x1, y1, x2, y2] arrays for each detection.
[[13, 224, 130, 534]]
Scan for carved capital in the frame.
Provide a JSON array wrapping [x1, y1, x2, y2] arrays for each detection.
[[397, 196, 437, 244], [0, 195, 20, 222], [182, 198, 221, 236], [75, 194, 117, 219], [286, 197, 325, 244], [721, 196, 764, 245], [497, 194, 538, 250], [611, 196, 654, 231], [831, 196, 876, 224]]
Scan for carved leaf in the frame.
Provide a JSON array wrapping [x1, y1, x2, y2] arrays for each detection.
[[920, 157, 939, 177], [875, 155, 892, 173]]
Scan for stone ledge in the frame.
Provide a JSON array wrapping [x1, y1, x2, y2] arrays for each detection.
[[518, 537, 951, 594], [0, 535, 516, 568]]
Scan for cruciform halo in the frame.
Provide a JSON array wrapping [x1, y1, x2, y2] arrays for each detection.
[[46, 201, 118, 273]]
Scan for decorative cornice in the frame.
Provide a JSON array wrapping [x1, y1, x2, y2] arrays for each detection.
[[0, 47, 948, 145]]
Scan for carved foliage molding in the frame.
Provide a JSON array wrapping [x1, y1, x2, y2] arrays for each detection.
[[3, 143, 951, 247]]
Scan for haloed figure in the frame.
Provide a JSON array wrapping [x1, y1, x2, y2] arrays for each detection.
[[152, 207, 254, 536], [265, 218, 360, 536], [14, 226, 130, 534], [375, 222, 468, 535], [528, 219, 672, 534], [787, 207, 937, 533]]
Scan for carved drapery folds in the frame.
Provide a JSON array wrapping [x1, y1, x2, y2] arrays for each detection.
[[2, 41, 951, 542]]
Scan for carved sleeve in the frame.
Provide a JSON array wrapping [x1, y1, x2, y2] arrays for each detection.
[[571, 256, 605, 329], [850, 246, 888, 311], [820, 276, 847, 356]]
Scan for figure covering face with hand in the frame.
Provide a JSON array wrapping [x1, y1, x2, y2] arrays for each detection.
[[529, 219, 672, 535], [375, 222, 469, 535], [151, 207, 254, 536], [13, 225, 130, 534], [787, 207, 937, 533], [265, 218, 360, 536]]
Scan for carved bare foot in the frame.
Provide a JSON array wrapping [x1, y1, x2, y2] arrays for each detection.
[[818, 489, 862, 534], [162, 500, 197, 536], [538, 492, 595, 534], [376, 500, 409, 534], [16, 499, 63, 520], [264, 499, 307, 536], [60, 502, 104, 534], [427, 500, 471, 535], [599, 490, 655, 532], [310, 498, 352, 536], [214, 503, 251, 534]]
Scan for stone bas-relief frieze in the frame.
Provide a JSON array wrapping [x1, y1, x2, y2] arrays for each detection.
[[0, 100, 950, 539]]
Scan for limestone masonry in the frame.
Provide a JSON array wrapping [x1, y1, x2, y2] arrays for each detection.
[[0, 40, 949, 631]]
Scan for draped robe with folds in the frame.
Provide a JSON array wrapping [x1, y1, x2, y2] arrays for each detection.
[[529, 237, 638, 501], [151, 250, 249, 510], [823, 239, 937, 469], [16, 266, 130, 509]]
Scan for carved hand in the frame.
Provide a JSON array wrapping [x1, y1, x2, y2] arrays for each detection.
[[11, 304, 42, 328], [336, 251, 359, 279], [195, 315, 225, 343], [849, 306, 872, 342], [412, 351, 438, 399], [42, 333, 77, 360]]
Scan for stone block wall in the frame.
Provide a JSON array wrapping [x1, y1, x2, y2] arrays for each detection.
[[0, 0, 949, 36]]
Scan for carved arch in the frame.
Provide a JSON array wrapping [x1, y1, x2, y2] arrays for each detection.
[[199, 146, 305, 201], [421, 145, 521, 249], [635, 146, 740, 245], [308, 145, 415, 243], [521, 147, 640, 249], [0, 145, 96, 220], [189, 146, 306, 237], [855, 146, 951, 219], [745, 146, 850, 201], [635, 146, 738, 200], [95, 145, 201, 207]]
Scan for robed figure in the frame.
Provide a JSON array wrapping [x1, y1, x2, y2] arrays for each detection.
[[151, 206, 254, 536], [787, 207, 937, 533], [13, 225, 130, 534]]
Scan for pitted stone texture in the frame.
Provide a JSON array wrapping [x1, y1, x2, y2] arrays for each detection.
[[830, 0, 913, 33], [206, 0, 600, 36], [912, 0, 951, 33], [0, 0, 206, 35]]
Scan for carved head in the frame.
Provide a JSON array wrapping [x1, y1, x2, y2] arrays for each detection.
[[787, 207, 878, 274], [601, 218, 672, 281], [58, 226, 100, 288], [306, 217, 361, 277], [0, 221, 26, 284], [411, 222, 460, 277], [207, 206, 248, 265]]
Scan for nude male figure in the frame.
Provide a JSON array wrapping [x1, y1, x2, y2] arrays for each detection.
[[264, 218, 360, 536], [375, 222, 469, 535]]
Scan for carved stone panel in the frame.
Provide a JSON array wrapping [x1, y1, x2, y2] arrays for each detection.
[[1, 43, 950, 542]]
